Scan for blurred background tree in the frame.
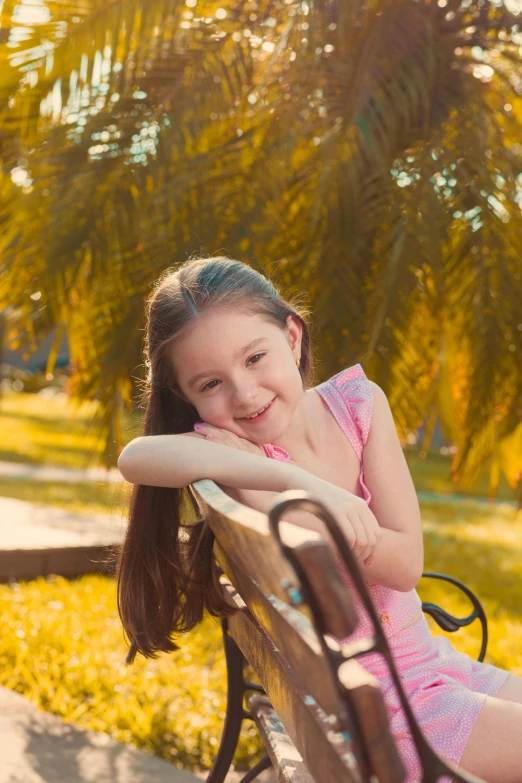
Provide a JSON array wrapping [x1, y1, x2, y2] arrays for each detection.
[[0, 0, 521, 497]]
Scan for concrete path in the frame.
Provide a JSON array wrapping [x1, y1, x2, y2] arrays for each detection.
[[0, 686, 198, 783], [0, 456, 516, 504], [0, 496, 124, 550], [0, 464, 517, 581], [0, 496, 123, 581], [0, 459, 122, 484], [0, 686, 277, 783]]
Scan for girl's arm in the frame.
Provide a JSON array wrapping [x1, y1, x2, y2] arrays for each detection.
[[359, 381, 424, 591], [118, 433, 299, 494], [118, 432, 381, 563], [118, 433, 353, 559], [118, 392, 422, 592]]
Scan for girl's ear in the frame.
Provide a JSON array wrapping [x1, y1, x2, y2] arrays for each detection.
[[285, 314, 303, 359]]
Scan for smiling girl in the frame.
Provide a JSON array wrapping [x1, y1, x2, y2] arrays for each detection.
[[117, 256, 522, 783]]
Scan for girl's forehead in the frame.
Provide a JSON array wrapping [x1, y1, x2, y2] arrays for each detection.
[[169, 310, 284, 374], [180, 309, 278, 343]]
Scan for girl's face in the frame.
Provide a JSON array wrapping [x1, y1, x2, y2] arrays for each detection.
[[170, 309, 304, 442]]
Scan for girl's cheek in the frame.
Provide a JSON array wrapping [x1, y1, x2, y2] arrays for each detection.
[[199, 402, 227, 427]]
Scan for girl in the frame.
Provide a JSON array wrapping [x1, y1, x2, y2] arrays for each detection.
[[117, 256, 522, 783]]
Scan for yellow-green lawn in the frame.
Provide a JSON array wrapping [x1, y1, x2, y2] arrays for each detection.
[[0, 390, 140, 469], [0, 389, 521, 772], [1, 498, 521, 772]]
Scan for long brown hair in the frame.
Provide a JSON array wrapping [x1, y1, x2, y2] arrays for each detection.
[[117, 256, 315, 663]]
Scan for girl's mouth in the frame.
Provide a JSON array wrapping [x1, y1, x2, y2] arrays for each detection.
[[237, 397, 276, 424]]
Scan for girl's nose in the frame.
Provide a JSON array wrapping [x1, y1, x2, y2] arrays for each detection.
[[231, 381, 257, 409]]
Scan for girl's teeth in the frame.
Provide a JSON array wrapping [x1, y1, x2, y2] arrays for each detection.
[[246, 402, 270, 419]]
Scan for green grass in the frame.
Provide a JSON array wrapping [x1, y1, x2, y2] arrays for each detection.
[[405, 448, 516, 502], [0, 476, 129, 515], [0, 390, 140, 469], [419, 499, 522, 671], [0, 575, 262, 772], [1, 499, 521, 773]]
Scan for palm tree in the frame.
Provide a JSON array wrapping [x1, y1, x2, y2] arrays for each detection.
[[1, 0, 521, 497]]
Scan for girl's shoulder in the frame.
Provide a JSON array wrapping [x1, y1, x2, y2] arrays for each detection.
[[314, 364, 374, 452], [320, 363, 369, 392]]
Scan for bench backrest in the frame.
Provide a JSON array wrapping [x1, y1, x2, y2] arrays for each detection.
[[192, 479, 405, 783]]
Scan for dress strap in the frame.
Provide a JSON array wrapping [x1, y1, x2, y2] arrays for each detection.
[[315, 364, 374, 503], [329, 364, 373, 453]]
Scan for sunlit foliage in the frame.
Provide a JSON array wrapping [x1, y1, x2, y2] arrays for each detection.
[[0, 0, 521, 496]]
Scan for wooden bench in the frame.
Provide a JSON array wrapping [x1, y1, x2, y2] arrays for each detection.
[[191, 480, 489, 783]]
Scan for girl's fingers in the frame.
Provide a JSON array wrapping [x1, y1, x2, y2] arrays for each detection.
[[368, 512, 382, 553], [195, 423, 230, 442], [351, 510, 378, 562], [194, 422, 214, 434], [341, 521, 357, 550], [346, 513, 370, 560], [361, 506, 380, 539], [332, 508, 356, 548], [193, 422, 265, 457], [360, 508, 380, 566]]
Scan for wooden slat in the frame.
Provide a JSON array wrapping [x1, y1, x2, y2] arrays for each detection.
[[193, 479, 319, 603], [292, 540, 358, 639], [248, 695, 314, 783], [227, 593, 367, 783], [193, 481, 405, 783], [214, 541, 347, 721], [338, 661, 406, 783], [193, 480, 348, 721]]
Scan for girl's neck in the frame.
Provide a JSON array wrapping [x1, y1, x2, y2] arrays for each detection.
[[270, 389, 327, 460]]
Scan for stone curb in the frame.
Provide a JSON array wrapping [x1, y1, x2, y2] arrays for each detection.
[[0, 544, 116, 582], [0, 496, 122, 582], [0, 686, 199, 783]]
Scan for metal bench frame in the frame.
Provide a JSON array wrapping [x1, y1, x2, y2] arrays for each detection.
[[207, 494, 489, 783]]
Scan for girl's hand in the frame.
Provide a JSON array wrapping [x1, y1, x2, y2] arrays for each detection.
[[192, 422, 267, 458], [291, 470, 382, 566]]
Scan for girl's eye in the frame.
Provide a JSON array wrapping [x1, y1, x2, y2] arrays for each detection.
[[201, 379, 220, 391], [200, 353, 265, 392]]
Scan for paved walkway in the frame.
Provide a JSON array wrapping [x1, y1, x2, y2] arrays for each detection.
[[0, 685, 277, 783], [0, 496, 124, 550], [0, 460, 126, 580], [0, 686, 198, 783], [0, 460, 122, 484], [0, 496, 124, 581], [0, 457, 516, 505]]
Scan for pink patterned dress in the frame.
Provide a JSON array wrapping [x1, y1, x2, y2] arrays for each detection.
[[262, 364, 509, 782]]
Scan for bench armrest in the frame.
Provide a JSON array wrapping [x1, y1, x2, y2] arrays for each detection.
[[420, 571, 488, 662]]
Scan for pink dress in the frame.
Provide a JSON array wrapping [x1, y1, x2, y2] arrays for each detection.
[[262, 364, 509, 782]]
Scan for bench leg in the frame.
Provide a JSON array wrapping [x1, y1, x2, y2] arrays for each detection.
[[207, 619, 249, 783]]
